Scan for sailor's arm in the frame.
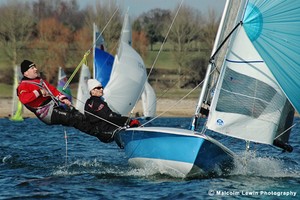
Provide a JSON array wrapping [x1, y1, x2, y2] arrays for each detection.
[[18, 86, 43, 104], [43, 80, 71, 106]]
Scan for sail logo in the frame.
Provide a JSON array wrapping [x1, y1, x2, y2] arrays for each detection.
[[138, 62, 145, 70], [216, 119, 224, 126]]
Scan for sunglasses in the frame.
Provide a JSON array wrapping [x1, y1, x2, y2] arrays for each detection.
[[94, 86, 103, 90]]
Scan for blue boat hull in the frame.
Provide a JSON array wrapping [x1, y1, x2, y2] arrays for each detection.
[[115, 127, 235, 177]]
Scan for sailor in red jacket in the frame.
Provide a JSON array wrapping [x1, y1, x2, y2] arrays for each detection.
[[17, 60, 92, 134]]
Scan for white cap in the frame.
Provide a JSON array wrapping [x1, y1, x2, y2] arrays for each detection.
[[87, 79, 102, 92]]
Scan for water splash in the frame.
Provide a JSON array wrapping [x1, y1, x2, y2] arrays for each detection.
[[231, 150, 300, 178]]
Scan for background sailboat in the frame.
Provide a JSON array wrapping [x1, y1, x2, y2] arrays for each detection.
[[75, 64, 91, 113], [115, 0, 300, 177], [98, 12, 147, 116], [141, 81, 156, 118], [103, 40, 147, 115], [10, 65, 24, 121], [57, 67, 72, 105], [93, 23, 114, 88], [94, 13, 156, 117], [120, 12, 156, 118]]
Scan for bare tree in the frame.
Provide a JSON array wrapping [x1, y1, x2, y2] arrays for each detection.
[[31, 17, 72, 82], [168, 4, 203, 88], [0, 1, 34, 68], [83, 0, 122, 55], [201, 9, 219, 50], [32, 0, 84, 31], [135, 8, 171, 51], [132, 30, 148, 59]]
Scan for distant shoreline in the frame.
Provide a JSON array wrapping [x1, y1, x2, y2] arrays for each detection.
[[0, 97, 198, 118], [3, 97, 299, 119]]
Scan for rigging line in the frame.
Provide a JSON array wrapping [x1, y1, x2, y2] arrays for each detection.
[[145, 72, 196, 115], [97, 40, 119, 71], [89, 7, 120, 53], [63, 51, 90, 90], [64, 127, 68, 170], [41, 80, 60, 106], [66, 93, 126, 128], [84, 109, 126, 128], [141, 67, 218, 127], [129, 0, 185, 118], [147, 74, 183, 112], [21, 80, 59, 106], [63, 7, 119, 90], [145, 50, 216, 115], [141, 83, 201, 127], [25, 79, 124, 128], [274, 122, 297, 140], [209, 21, 242, 62], [147, 0, 184, 79]]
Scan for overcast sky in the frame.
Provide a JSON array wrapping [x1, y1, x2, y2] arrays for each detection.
[[80, 0, 226, 17], [0, 0, 226, 18]]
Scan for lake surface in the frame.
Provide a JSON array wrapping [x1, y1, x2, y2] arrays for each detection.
[[1, 117, 299, 199]]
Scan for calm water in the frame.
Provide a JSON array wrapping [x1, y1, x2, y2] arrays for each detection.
[[1, 117, 299, 199]]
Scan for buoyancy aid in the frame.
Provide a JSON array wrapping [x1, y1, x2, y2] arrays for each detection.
[[17, 77, 67, 124]]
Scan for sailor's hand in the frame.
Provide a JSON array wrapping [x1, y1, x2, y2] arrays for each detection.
[[40, 88, 50, 97], [61, 98, 71, 106]]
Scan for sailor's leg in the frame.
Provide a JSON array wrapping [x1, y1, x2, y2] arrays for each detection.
[[51, 107, 92, 133]]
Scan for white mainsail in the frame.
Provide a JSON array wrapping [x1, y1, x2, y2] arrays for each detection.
[[141, 81, 156, 117], [121, 11, 156, 117], [75, 64, 91, 113], [120, 10, 132, 46], [206, 0, 296, 145], [103, 42, 147, 115], [206, 27, 289, 144], [10, 65, 24, 121], [102, 12, 148, 115]]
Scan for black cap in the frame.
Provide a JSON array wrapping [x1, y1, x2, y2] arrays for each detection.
[[21, 60, 34, 74]]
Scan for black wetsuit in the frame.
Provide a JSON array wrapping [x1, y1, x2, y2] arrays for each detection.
[[84, 96, 129, 143]]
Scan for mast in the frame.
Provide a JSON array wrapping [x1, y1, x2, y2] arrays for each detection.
[[191, 0, 231, 130], [93, 23, 97, 79]]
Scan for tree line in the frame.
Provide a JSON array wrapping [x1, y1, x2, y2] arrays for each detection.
[[0, 0, 220, 88]]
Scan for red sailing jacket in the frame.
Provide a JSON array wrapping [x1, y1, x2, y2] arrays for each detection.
[[17, 77, 66, 108]]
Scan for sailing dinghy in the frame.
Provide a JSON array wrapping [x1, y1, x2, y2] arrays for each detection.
[[115, 0, 300, 177], [93, 23, 114, 88], [75, 64, 91, 113], [101, 12, 148, 115], [10, 66, 24, 121], [93, 13, 156, 117]]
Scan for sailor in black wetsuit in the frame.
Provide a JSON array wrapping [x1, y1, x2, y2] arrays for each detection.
[[84, 79, 140, 143]]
